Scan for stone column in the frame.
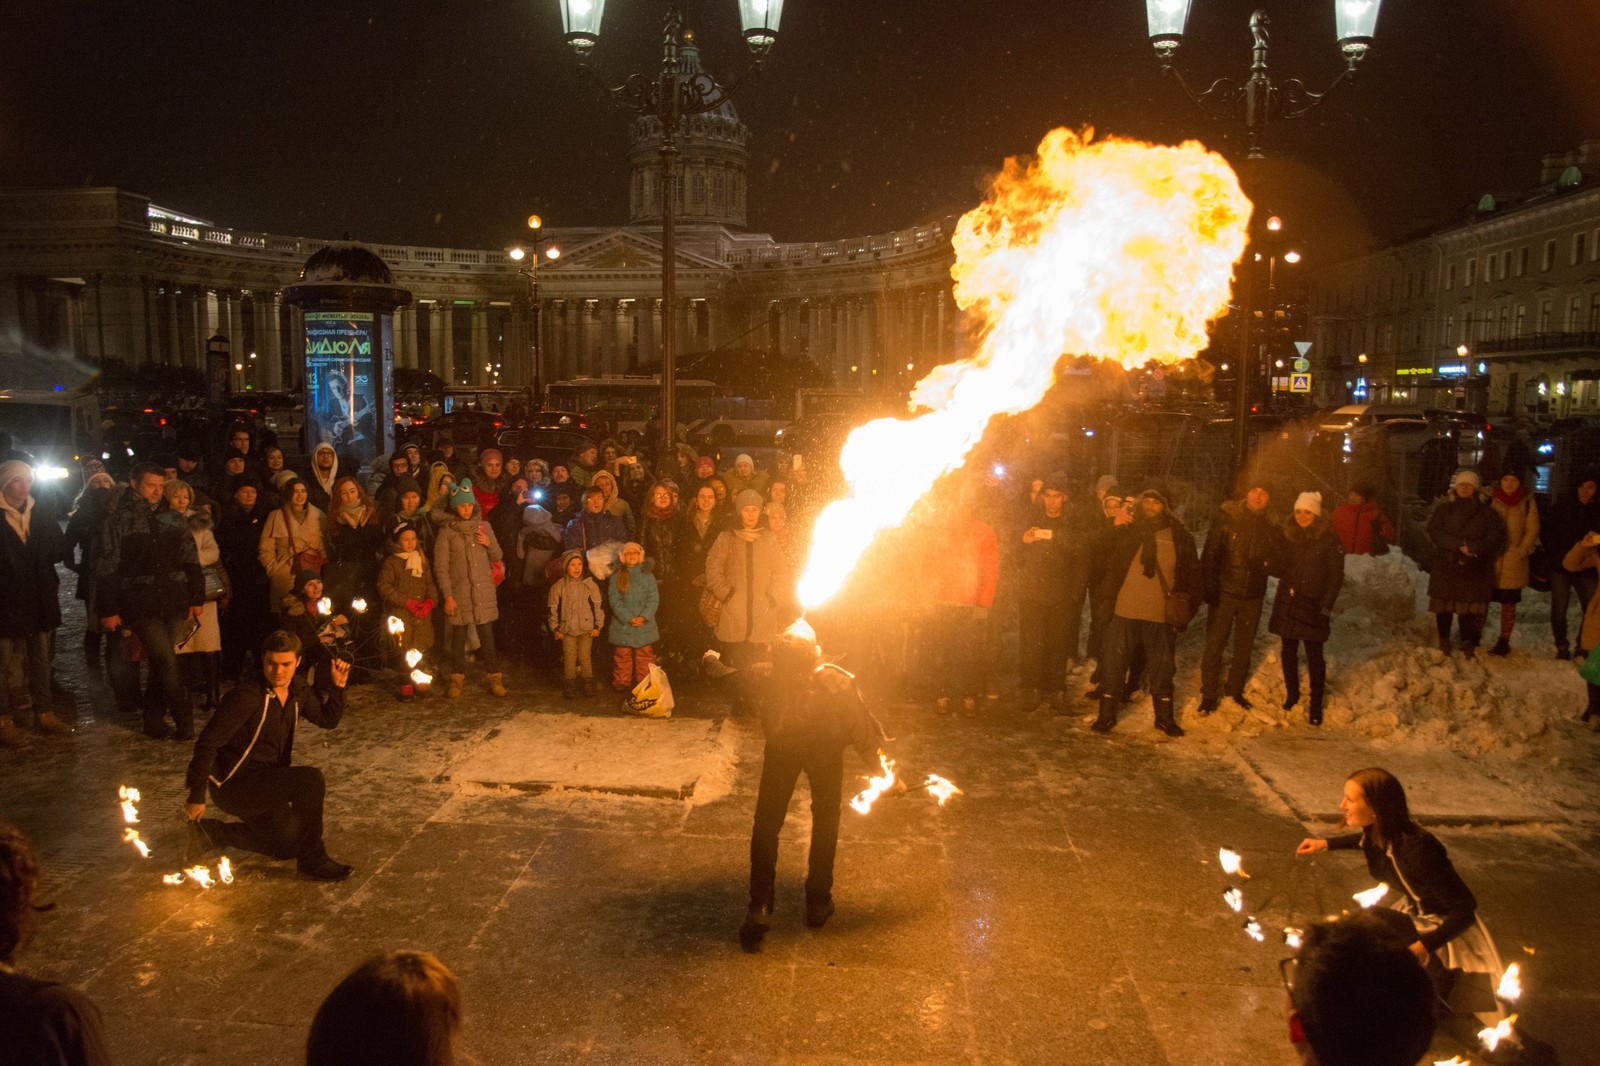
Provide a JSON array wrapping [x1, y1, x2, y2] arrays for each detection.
[[437, 303, 456, 383]]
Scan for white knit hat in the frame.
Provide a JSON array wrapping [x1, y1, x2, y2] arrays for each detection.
[[1294, 490, 1322, 516], [1452, 468, 1482, 489]]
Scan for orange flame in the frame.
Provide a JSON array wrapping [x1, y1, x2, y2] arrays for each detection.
[[118, 785, 141, 824], [1479, 1014, 1518, 1052], [796, 128, 1249, 607], [849, 754, 898, 815], [1497, 962, 1521, 1001]]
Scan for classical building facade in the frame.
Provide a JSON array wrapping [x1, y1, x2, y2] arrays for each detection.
[[1307, 140, 1600, 416], [0, 42, 966, 398]]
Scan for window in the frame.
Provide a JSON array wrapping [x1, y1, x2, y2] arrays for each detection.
[[1544, 240, 1557, 271], [1466, 258, 1477, 287], [1593, 229, 1600, 262], [1569, 295, 1584, 331], [1575, 232, 1588, 266], [1500, 251, 1510, 279], [1540, 300, 1552, 332], [1498, 307, 1509, 340], [1443, 315, 1454, 345], [1445, 263, 1456, 290], [1517, 246, 1529, 276], [1515, 305, 1526, 337], [1589, 293, 1600, 332]]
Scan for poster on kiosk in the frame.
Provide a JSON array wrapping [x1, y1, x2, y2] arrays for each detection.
[[303, 311, 393, 467]]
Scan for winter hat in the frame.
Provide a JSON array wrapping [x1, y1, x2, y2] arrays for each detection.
[[273, 469, 300, 490], [734, 453, 755, 471], [559, 549, 585, 572], [1094, 474, 1118, 498], [449, 478, 476, 509], [391, 475, 423, 502], [478, 447, 503, 464], [81, 457, 107, 480], [222, 447, 248, 467], [734, 489, 764, 512], [621, 540, 645, 559], [1452, 468, 1482, 490], [1498, 465, 1523, 483], [389, 518, 418, 543], [226, 473, 261, 498], [695, 456, 715, 476], [1293, 491, 1323, 516], [175, 438, 204, 462], [0, 459, 30, 495], [1137, 482, 1170, 508], [1041, 471, 1070, 493], [293, 569, 321, 595]]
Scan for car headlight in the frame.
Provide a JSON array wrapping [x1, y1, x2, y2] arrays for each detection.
[[35, 465, 71, 481]]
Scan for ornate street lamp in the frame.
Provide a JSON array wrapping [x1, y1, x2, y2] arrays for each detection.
[[1143, 0, 1380, 472], [510, 214, 561, 401], [557, 0, 783, 459]]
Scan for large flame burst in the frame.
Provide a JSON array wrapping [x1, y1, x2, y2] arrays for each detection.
[[797, 128, 1250, 608]]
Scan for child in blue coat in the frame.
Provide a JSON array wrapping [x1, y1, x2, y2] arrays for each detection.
[[607, 541, 659, 691]]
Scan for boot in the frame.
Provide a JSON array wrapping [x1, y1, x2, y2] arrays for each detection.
[[562, 679, 577, 699], [1556, 644, 1572, 661], [1438, 636, 1452, 654], [579, 677, 595, 697], [1282, 661, 1300, 710], [1490, 637, 1511, 657], [447, 673, 466, 699], [487, 672, 508, 698], [1229, 692, 1254, 711], [805, 895, 836, 929], [33, 711, 74, 735], [739, 902, 772, 952], [1091, 693, 1117, 734], [1153, 696, 1184, 738], [296, 855, 354, 882], [1198, 695, 1219, 716], [1308, 683, 1324, 727], [203, 654, 222, 710], [0, 717, 27, 748]]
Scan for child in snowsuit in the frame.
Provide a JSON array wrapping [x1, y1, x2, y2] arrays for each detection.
[[607, 541, 659, 691], [547, 549, 603, 698], [377, 520, 440, 701]]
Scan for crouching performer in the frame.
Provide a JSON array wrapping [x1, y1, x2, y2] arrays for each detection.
[[739, 625, 887, 952], [183, 629, 355, 882]]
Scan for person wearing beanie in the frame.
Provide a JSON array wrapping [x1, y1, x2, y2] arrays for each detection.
[[1546, 470, 1600, 660], [0, 460, 72, 746], [1267, 491, 1344, 726], [1487, 469, 1540, 656], [1016, 473, 1078, 714], [1091, 482, 1201, 737], [1198, 482, 1276, 715], [548, 549, 604, 698], [1425, 468, 1506, 656], [433, 479, 508, 699], [705, 483, 793, 670], [723, 453, 769, 499], [372, 450, 414, 514]]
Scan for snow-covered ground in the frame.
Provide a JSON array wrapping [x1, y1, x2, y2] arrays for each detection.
[[1177, 552, 1591, 754]]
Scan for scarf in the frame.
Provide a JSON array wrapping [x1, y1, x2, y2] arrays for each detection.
[[0, 491, 32, 543], [339, 501, 370, 527], [397, 549, 424, 578], [1493, 486, 1526, 508], [1138, 514, 1171, 577], [733, 526, 762, 543]]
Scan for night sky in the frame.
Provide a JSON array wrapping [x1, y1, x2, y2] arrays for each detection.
[[4, 0, 1596, 265]]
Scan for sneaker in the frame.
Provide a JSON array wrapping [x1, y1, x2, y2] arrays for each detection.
[[1489, 637, 1511, 657], [739, 903, 772, 952], [296, 857, 354, 882], [804, 897, 835, 929], [0, 718, 27, 748], [33, 711, 74, 735]]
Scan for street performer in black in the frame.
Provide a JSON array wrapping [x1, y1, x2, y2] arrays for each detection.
[[738, 624, 887, 952], [183, 629, 355, 882]]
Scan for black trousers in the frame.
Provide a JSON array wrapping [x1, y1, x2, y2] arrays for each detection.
[[1200, 594, 1264, 700], [749, 740, 844, 908], [1017, 597, 1072, 695], [1280, 637, 1326, 702], [212, 764, 329, 866], [128, 616, 193, 735]]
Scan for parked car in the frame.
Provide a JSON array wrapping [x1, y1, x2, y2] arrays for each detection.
[[415, 409, 507, 452], [496, 427, 596, 469]]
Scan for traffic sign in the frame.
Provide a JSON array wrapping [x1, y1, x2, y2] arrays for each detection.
[[1293, 341, 1313, 357], [1293, 357, 1310, 372], [1290, 373, 1312, 393]]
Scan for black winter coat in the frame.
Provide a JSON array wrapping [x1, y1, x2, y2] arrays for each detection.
[[640, 510, 679, 583], [94, 493, 203, 621], [1016, 507, 1075, 603], [185, 675, 345, 804], [0, 503, 64, 638], [1093, 514, 1203, 606], [64, 487, 115, 605], [216, 501, 270, 604], [1201, 500, 1277, 601], [1546, 490, 1600, 572], [1267, 515, 1344, 643], [1425, 494, 1506, 605], [676, 511, 724, 586]]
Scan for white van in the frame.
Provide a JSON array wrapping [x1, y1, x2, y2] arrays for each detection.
[[0, 386, 103, 499]]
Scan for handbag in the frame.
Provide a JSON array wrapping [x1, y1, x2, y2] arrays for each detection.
[[201, 563, 228, 602], [1155, 563, 1196, 630], [698, 587, 723, 628]]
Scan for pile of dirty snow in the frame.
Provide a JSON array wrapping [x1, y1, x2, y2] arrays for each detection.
[[1177, 552, 1592, 758]]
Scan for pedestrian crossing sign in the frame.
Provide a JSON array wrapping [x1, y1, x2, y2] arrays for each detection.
[[1290, 373, 1312, 393]]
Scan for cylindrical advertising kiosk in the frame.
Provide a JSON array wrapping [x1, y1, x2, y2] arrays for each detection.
[[284, 242, 412, 470]]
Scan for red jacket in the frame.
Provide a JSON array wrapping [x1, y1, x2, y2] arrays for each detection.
[[1330, 501, 1395, 556], [931, 517, 999, 609]]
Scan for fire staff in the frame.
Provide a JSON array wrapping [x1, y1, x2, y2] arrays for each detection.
[[739, 627, 886, 952], [183, 630, 355, 882]]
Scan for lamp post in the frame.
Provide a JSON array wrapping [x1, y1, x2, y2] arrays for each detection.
[[557, 0, 783, 459], [1143, 0, 1381, 475], [510, 214, 561, 403]]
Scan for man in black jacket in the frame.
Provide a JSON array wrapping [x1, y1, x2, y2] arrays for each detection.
[[1197, 483, 1276, 714], [95, 462, 204, 740], [1092, 484, 1201, 737], [1015, 472, 1077, 713], [184, 629, 354, 882], [0, 461, 73, 747]]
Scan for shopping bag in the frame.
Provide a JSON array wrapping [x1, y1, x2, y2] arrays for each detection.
[[627, 663, 675, 718], [1579, 649, 1600, 686]]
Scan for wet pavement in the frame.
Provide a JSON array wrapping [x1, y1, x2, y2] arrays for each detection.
[[2, 597, 1596, 1065]]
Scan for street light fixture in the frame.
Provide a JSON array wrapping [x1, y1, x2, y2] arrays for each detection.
[[1144, 0, 1380, 474], [510, 221, 561, 401], [557, 0, 783, 459]]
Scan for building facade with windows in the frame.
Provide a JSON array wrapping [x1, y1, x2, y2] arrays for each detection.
[[1308, 140, 1600, 416], [0, 42, 967, 398]]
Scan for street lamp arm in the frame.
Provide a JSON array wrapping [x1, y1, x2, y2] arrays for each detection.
[[1274, 67, 1356, 122], [678, 62, 762, 117], [573, 66, 662, 115], [1162, 65, 1247, 123]]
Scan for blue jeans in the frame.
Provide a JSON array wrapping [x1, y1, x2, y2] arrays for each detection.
[[0, 631, 51, 725], [129, 615, 193, 736]]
